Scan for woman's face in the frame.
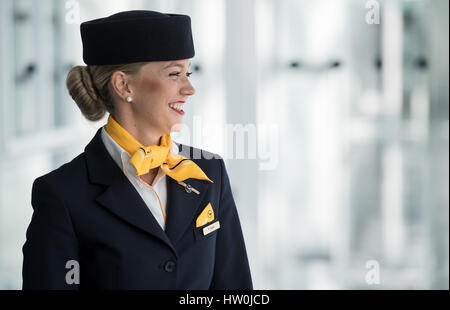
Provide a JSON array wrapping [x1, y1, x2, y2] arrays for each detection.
[[126, 59, 195, 135]]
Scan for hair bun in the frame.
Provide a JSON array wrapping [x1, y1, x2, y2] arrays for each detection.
[[66, 66, 106, 121]]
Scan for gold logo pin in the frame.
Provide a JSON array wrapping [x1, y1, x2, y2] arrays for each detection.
[[177, 181, 200, 195]]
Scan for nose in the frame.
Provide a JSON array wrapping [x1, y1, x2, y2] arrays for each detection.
[[181, 78, 195, 96]]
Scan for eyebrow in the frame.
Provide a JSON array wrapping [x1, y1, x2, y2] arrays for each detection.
[[163, 62, 192, 70]]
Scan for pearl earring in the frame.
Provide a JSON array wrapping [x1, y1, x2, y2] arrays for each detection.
[[126, 96, 133, 102]]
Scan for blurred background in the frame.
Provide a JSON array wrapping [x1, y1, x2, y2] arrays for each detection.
[[0, 0, 448, 289]]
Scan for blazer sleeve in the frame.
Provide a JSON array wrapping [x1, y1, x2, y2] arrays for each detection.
[[209, 158, 253, 290], [22, 177, 80, 290]]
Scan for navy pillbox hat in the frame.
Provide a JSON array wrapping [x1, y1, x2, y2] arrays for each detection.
[[80, 10, 195, 65]]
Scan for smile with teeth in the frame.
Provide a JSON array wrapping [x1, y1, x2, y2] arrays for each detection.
[[169, 103, 183, 111], [169, 102, 184, 114]]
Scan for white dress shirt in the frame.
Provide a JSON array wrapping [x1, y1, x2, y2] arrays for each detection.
[[100, 126, 179, 231]]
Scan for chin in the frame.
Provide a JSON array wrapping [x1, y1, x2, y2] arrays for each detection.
[[169, 123, 184, 133]]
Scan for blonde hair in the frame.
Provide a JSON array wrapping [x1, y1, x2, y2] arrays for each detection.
[[66, 63, 146, 121]]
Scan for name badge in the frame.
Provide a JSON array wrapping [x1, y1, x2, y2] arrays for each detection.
[[203, 221, 220, 236]]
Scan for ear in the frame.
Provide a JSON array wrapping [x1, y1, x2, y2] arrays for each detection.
[[110, 71, 133, 101]]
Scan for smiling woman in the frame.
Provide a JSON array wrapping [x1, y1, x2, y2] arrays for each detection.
[[108, 60, 195, 145], [22, 10, 252, 290], [66, 59, 195, 145]]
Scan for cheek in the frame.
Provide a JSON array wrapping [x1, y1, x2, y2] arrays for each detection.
[[141, 79, 161, 96], [139, 79, 174, 105]]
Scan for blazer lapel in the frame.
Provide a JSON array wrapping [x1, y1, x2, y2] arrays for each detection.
[[164, 144, 213, 246], [165, 177, 209, 246], [84, 128, 177, 257]]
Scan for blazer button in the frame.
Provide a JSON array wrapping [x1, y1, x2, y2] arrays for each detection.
[[164, 260, 176, 273]]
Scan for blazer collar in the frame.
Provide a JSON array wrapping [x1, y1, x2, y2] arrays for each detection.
[[84, 128, 211, 257]]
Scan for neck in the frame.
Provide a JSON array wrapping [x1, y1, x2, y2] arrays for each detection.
[[112, 114, 165, 146]]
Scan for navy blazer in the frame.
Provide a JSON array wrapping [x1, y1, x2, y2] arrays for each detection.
[[22, 128, 253, 290]]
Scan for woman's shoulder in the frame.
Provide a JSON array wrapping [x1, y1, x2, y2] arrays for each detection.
[[33, 152, 88, 192], [33, 142, 227, 192]]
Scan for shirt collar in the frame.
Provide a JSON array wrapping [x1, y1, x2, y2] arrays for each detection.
[[101, 126, 179, 174]]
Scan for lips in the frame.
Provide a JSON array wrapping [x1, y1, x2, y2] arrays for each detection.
[[168, 101, 185, 115], [169, 106, 185, 115]]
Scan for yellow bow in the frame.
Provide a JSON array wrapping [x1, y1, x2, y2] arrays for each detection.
[[104, 115, 213, 183]]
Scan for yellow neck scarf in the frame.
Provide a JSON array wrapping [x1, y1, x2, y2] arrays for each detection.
[[104, 115, 213, 183]]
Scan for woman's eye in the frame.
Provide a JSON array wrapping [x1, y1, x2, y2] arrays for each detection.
[[169, 72, 193, 78]]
